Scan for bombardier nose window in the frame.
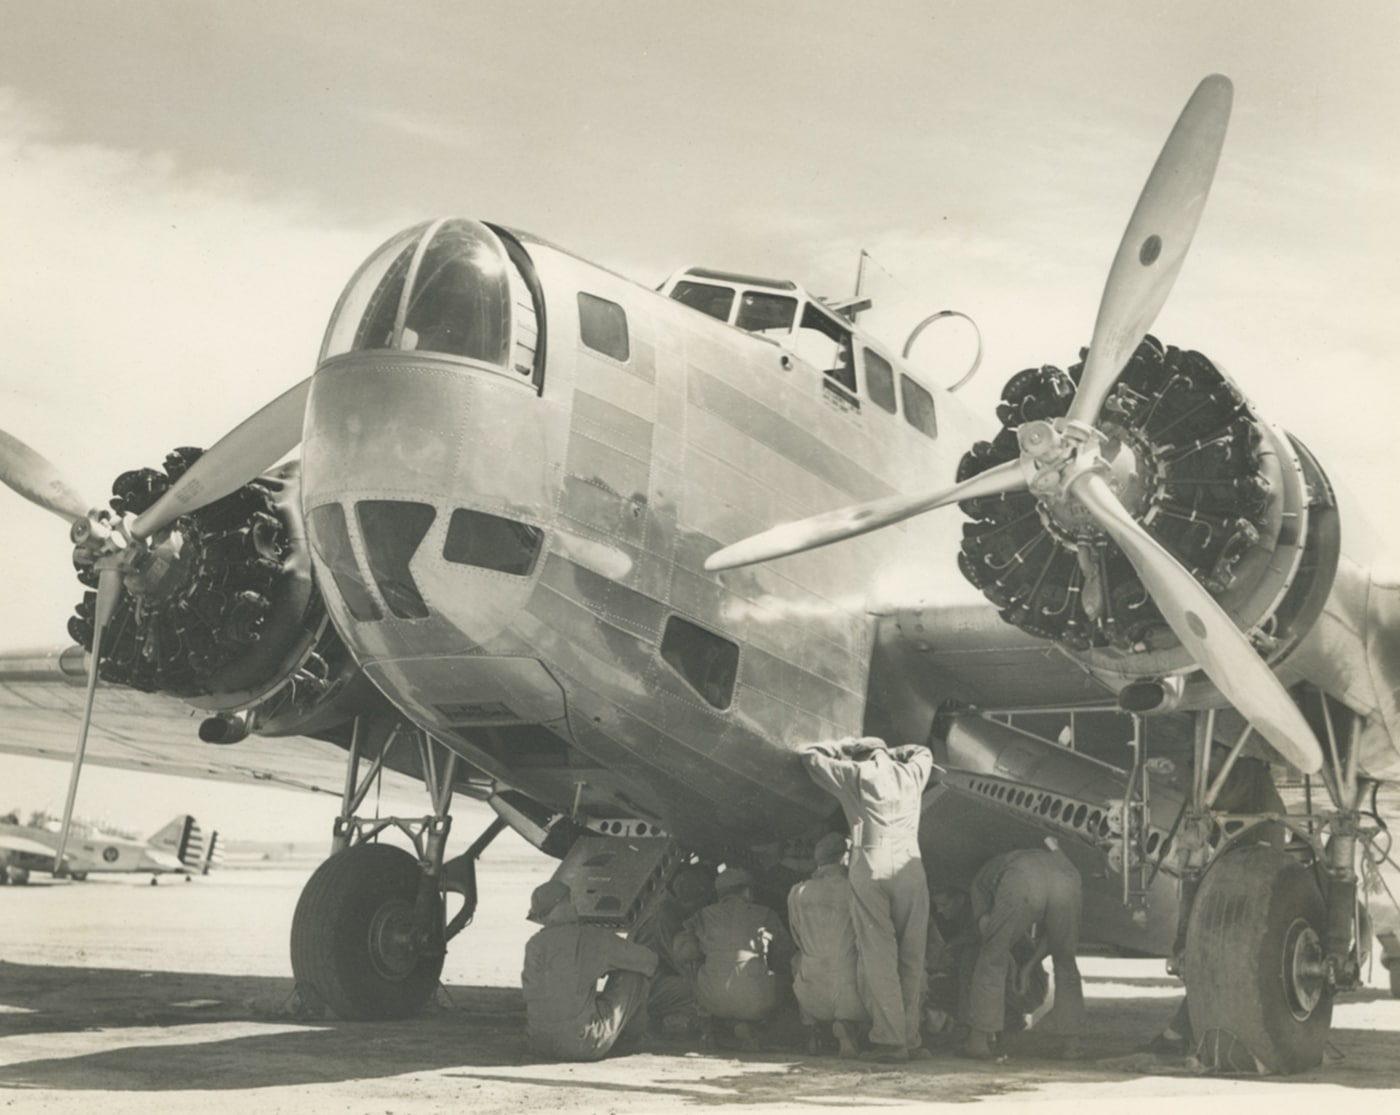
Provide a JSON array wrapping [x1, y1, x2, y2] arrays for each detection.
[[399, 223, 510, 363], [321, 218, 535, 376]]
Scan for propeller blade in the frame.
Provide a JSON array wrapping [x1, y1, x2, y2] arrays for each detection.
[[704, 458, 1027, 572], [52, 566, 124, 873], [1066, 74, 1233, 427], [0, 429, 92, 524], [1071, 470, 1323, 773], [131, 377, 311, 539]]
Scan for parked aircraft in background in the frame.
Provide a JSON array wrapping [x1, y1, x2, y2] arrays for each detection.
[[0, 810, 220, 884], [1, 74, 1395, 1073]]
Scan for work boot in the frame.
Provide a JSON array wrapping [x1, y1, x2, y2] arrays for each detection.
[[832, 1020, 859, 1059], [906, 1046, 934, 1061], [959, 1029, 997, 1061], [733, 1021, 760, 1052]]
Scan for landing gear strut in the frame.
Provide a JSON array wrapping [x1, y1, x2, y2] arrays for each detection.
[[290, 718, 505, 1020]]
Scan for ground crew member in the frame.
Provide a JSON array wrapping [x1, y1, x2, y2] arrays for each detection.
[[788, 831, 867, 1057], [964, 839, 1084, 1061], [672, 866, 794, 1050], [926, 887, 1047, 1042], [801, 736, 934, 1062], [631, 863, 715, 1035], [521, 879, 658, 1061]]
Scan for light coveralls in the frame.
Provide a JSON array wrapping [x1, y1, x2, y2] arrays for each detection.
[[521, 901, 658, 1061], [673, 893, 794, 1022], [788, 862, 868, 1026], [968, 847, 1084, 1035], [802, 739, 934, 1048]]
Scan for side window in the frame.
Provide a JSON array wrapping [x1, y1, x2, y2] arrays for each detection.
[[660, 616, 739, 710], [735, 292, 797, 337], [669, 281, 734, 323], [900, 374, 938, 438], [863, 348, 897, 413], [443, 509, 543, 576], [578, 293, 629, 361]]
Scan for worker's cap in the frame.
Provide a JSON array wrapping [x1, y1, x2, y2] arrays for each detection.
[[813, 832, 848, 865], [714, 867, 754, 895], [670, 864, 715, 905], [527, 879, 572, 922]]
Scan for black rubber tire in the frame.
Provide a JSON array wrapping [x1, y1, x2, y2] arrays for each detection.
[[290, 844, 444, 1020], [1184, 843, 1332, 1073]]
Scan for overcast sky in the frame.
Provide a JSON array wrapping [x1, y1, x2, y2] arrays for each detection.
[[1, 1, 1397, 837]]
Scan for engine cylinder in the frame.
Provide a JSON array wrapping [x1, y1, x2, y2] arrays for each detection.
[[957, 338, 1322, 672]]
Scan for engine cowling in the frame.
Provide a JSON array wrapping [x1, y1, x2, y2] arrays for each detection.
[[68, 448, 360, 736], [957, 338, 1339, 682]]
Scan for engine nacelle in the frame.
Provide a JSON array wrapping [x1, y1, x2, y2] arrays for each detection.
[[69, 448, 362, 737], [957, 339, 1340, 685]]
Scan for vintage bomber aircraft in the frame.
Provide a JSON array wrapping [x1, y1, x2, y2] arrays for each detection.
[[1, 74, 1396, 1072]]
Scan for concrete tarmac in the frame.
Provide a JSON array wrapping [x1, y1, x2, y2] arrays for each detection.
[[2, 848, 1399, 1115]]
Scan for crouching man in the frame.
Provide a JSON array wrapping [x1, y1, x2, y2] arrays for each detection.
[[673, 867, 794, 1050], [521, 879, 658, 1061], [788, 832, 868, 1057]]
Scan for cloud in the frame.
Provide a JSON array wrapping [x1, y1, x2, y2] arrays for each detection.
[[0, 89, 400, 644], [353, 107, 480, 151]]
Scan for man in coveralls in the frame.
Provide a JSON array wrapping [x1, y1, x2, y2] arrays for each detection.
[[801, 736, 935, 1062], [521, 879, 659, 1061], [631, 863, 715, 1035], [964, 838, 1085, 1060], [673, 867, 794, 1050], [788, 831, 868, 1057]]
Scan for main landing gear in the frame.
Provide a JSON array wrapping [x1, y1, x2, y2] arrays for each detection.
[[1170, 698, 1378, 1073], [290, 720, 506, 1020]]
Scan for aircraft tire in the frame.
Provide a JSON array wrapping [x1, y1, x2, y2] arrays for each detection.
[[290, 843, 444, 1021], [1183, 843, 1331, 1073]]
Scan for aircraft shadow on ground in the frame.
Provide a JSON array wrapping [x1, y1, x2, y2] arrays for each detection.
[[0, 964, 1395, 1095]]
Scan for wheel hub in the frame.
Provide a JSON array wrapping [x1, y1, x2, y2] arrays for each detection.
[[367, 898, 421, 981], [1282, 917, 1327, 1020]]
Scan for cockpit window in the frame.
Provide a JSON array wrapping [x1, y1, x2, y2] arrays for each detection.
[[321, 218, 519, 370], [670, 280, 734, 323], [863, 348, 897, 413], [794, 303, 856, 392], [900, 374, 938, 438], [735, 292, 797, 336]]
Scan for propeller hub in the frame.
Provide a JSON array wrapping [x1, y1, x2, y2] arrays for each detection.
[[1031, 426, 1155, 546]]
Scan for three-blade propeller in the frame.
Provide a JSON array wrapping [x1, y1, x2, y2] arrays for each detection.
[[705, 74, 1323, 774], [0, 376, 312, 868]]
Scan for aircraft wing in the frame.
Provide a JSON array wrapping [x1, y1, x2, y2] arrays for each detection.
[[0, 832, 58, 859], [0, 645, 366, 798]]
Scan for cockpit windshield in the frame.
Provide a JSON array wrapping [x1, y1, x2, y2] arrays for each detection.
[[320, 218, 522, 370]]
